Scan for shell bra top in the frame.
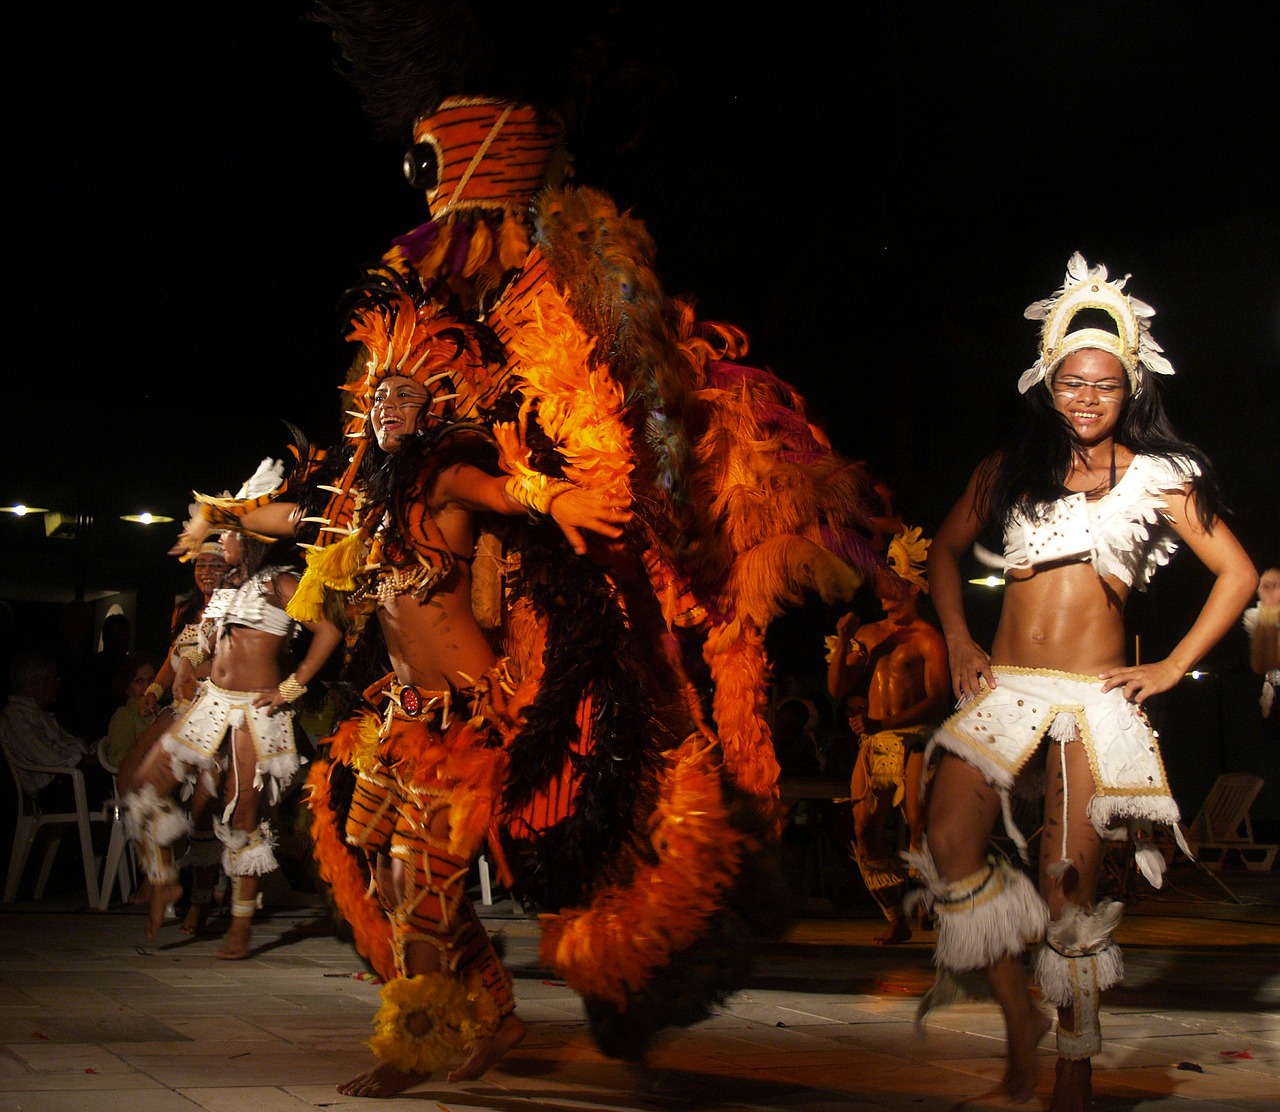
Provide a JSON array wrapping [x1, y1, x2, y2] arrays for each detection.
[[353, 506, 469, 606], [215, 566, 299, 640], [1002, 453, 1199, 589]]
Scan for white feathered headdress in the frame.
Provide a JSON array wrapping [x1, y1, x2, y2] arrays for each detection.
[[235, 458, 286, 501], [1019, 252, 1174, 395]]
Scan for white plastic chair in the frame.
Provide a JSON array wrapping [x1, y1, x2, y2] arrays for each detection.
[[95, 736, 137, 909], [2, 744, 105, 906], [1181, 772, 1278, 872]]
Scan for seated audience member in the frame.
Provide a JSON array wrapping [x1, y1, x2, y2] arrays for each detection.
[[102, 653, 160, 771], [0, 648, 113, 810]]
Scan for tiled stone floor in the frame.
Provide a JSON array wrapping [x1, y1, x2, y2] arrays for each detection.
[[0, 861, 1277, 1111]]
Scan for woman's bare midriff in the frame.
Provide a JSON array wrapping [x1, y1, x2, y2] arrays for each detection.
[[378, 568, 498, 690], [991, 560, 1130, 675], [210, 625, 288, 691]]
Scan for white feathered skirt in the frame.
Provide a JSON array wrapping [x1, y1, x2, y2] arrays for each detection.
[[924, 666, 1190, 885], [161, 681, 300, 803]]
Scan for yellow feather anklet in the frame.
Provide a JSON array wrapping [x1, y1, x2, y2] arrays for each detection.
[[367, 970, 501, 1075]]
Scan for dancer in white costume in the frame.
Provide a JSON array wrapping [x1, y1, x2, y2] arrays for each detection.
[[124, 461, 343, 958], [916, 254, 1256, 1108]]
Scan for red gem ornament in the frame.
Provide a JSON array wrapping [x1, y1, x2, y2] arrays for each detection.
[[401, 686, 420, 715]]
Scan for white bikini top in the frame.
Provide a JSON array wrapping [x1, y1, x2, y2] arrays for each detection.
[[1002, 453, 1199, 589], [185, 586, 239, 660], [215, 567, 299, 641]]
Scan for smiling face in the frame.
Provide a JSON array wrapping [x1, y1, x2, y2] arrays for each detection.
[[1050, 348, 1128, 445], [193, 553, 231, 598], [370, 375, 431, 452]]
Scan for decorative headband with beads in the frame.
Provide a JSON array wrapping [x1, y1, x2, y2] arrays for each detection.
[[1019, 252, 1174, 395]]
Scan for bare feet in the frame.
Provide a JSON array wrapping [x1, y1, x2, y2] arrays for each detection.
[[146, 883, 182, 939], [336, 1061, 427, 1098], [214, 917, 253, 960], [179, 901, 211, 936], [128, 879, 153, 906], [447, 1012, 528, 1083], [1003, 1006, 1052, 1103], [1049, 1056, 1091, 1112], [873, 917, 912, 945], [334, 1012, 527, 1096]]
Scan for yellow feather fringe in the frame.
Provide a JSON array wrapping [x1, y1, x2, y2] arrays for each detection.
[[287, 532, 365, 622], [461, 219, 493, 279], [367, 970, 501, 1074], [285, 572, 327, 625]]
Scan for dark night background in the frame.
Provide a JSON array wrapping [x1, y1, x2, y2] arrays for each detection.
[[4, 4, 1277, 811]]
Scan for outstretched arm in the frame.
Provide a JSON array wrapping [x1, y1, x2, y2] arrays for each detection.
[[170, 501, 303, 557], [1101, 491, 1258, 705], [435, 463, 632, 555]]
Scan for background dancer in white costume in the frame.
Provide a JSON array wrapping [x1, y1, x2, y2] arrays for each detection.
[[125, 462, 344, 958], [917, 254, 1257, 1108]]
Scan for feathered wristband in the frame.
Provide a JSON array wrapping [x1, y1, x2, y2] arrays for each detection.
[[503, 472, 575, 515]]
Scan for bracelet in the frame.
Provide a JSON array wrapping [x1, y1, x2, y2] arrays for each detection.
[[504, 472, 575, 515], [278, 673, 307, 703], [144, 682, 165, 702]]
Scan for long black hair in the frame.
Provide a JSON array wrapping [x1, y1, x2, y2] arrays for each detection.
[[978, 367, 1225, 532]]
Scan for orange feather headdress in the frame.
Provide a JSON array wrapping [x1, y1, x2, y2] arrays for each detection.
[[339, 285, 506, 444]]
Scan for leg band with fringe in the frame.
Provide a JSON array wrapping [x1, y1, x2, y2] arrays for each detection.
[[216, 819, 278, 877], [123, 785, 190, 885], [367, 969, 501, 1076], [905, 848, 1048, 1029], [1034, 901, 1125, 1060], [907, 848, 1049, 974], [137, 839, 179, 887]]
